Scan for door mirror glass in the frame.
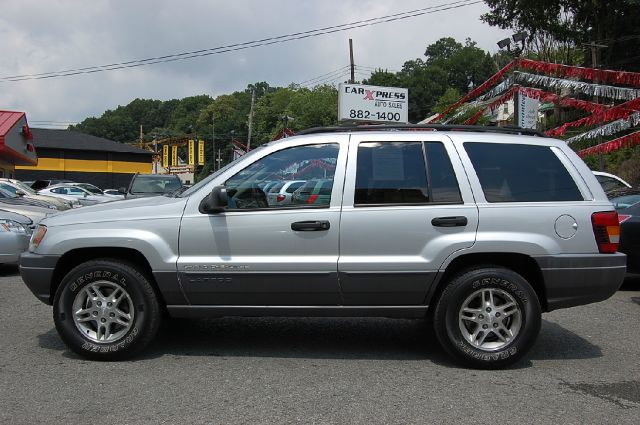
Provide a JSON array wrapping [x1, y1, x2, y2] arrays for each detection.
[[199, 185, 228, 214]]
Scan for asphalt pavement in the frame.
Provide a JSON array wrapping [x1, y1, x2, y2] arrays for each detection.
[[1, 266, 639, 424]]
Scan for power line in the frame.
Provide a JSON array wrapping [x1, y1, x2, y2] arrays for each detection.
[[356, 65, 401, 73], [0, 0, 480, 82], [297, 65, 351, 85], [303, 73, 351, 88]]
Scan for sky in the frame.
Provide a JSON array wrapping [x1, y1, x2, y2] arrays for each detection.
[[0, 0, 512, 128]]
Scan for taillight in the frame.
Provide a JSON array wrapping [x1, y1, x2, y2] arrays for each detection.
[[276, 194, 285, 202], [619, 214, 631, 224], [307, 194, 319, 204], [591, 211, 620, 253]]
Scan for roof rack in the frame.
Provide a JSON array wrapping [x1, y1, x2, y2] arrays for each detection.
[[297, 124, 547, 137]]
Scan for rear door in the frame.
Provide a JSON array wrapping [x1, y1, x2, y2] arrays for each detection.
[[338, 133, 478, 305]]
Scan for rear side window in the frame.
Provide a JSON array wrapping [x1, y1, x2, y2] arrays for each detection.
[[425, 142, 462, 203], [319, 180, 333, 195], [355, 141, 462, 206], [464, 142, 583, 202], [596, 175, 628, 192], [355, 142, 429, 205], [285, 182, 305, 193]]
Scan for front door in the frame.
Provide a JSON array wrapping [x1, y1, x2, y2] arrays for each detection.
[[178, 137, 348, 305]]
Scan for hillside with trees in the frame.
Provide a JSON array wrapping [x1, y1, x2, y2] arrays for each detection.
[[70, 0, 640, 185]]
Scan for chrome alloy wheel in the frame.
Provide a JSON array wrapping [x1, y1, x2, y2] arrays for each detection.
[[72, 281, 135, 343], [458, 288, 522, 351]]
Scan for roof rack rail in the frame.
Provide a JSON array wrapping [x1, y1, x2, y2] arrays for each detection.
[[297, 124, 547, 137]]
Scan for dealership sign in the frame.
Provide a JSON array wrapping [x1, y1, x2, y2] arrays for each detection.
[[517, 94, 540, 129], [338, 83, 408, 123]]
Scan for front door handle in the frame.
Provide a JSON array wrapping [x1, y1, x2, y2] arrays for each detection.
[[291, 220, 331, 231], [431, 216, 468, 227]]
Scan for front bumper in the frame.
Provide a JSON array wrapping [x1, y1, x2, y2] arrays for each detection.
[[19, 252, 60, 305], [534, 253, 626, 311]]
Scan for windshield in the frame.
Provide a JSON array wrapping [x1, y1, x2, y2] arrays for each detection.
[[179, 145, 267, 197], [0, 187, 17, 198], [77, 183, 103, 195], [131, 175, 183, 194], [13, 181, 37, 195]]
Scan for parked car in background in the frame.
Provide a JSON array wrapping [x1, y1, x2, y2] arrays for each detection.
[[69, 183, 124, 200], [266, 180, 306, 206], [0, 202, 56, 224], [0, 210, 32, 264], [0, 179, 75, 210], [121, 173, 183, 199], [607, 188, 640, 209], [38, 184, 112, 206], [593, 171, 632, 193], [0, 187, 59, 210], [292, 179, 333, 206], [30, 179, 75, 191], [103, 189, 125, 198], [608, 189, 640, 274]]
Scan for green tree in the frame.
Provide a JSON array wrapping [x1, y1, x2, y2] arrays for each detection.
[[482, 0, 640, 70], [433, 88, 463, 113]]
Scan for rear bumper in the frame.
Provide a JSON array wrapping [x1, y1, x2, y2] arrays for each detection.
[[534, 253, 626, 311], [19, 252, 60, 305]]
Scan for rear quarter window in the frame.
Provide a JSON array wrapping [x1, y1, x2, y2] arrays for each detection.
[[464, 142, 583, 202]]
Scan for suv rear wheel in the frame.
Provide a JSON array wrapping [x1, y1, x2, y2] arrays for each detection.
[[433, 267, 541, 369], [53, 259, 161, 360]]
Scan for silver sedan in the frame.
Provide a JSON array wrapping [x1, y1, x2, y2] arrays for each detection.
[[0, 210, 32, 265]]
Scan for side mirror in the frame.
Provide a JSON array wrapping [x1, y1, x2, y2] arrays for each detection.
[[118, 187, 127, 194], [15, 190, 26, 197], [199, 185, 228, 214], [83, 192, 88, 198]]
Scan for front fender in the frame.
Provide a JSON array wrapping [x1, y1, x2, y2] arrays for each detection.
[[35, 219, 180, 271]]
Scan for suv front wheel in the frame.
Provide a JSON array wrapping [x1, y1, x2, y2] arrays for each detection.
[[53, 259, 161, 360], [433, 267, 541, 369]]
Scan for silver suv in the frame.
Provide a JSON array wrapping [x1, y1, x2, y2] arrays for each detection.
[[19, 125, 626, 368]]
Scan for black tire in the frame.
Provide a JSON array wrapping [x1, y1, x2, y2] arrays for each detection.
[[433, 266, 541, 369], [53, 259, 162, 360]]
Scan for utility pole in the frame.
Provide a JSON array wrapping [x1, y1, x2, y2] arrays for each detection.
[[349, 39, 355, 84], [139, 125, 143, 148], [211, 113, 216, 171], [247, 89, 256, 150]]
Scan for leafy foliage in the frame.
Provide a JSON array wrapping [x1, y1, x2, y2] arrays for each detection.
[[482, 0, 640, 71]]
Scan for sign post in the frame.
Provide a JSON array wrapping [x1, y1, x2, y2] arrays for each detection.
[[338, 83, 408, 124]]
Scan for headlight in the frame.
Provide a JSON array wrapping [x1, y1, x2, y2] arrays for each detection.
[[29, 225, 47, 252], [0, 219, 28, 234]]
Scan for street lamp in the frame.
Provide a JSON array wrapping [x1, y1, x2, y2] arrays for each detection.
[[498, 32, 528, 57], [497, 38, 512, 51]]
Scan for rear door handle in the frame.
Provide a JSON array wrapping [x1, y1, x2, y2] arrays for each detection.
[[431, 216, 468, 227], [291, 220, 331, 231]]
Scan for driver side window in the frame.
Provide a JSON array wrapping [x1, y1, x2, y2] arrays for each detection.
[[224, 143, 339, 210]]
